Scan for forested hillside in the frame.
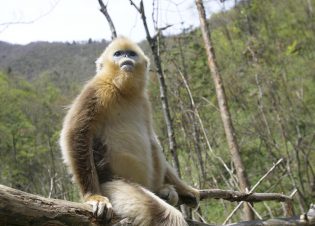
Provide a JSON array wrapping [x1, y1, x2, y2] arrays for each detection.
[[0, 0, 314, 224]]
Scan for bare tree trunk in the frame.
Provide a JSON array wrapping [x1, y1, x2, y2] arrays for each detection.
[[47, 136, 59, 199], [175, 37, 206, 182], [194, 0, 254, 220], [129, 0, 181, 176], [306, 0, 313, 16]]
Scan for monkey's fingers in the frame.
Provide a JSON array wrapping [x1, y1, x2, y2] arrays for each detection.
[[179, 190, 200, 209], [157, 184, 179, 206], [86, 194, 113, 222], [100, 200, 113, 222]]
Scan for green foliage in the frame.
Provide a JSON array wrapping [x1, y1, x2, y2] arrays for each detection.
[[0, 71, 76, 199], [158, 0, 315, 222]]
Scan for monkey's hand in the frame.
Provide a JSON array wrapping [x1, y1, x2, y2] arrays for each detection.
[[179, 188, 200, 209], [85, 194, 113, 222], [157, 184, 179, 206]]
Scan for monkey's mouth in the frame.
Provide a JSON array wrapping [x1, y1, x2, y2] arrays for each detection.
[[120, 60, 134, 72]]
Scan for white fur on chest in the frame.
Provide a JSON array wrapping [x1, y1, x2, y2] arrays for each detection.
[[98, 100, 154, 188], [106, 114, 151, 160]]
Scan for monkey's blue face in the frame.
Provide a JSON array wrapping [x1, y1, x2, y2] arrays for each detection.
[[113, 50, 139, 72]]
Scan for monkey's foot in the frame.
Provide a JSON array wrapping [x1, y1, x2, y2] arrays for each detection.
[[179, 188, 200, 209], [86, 194, 113, 222], [157, 184, 179, 206]]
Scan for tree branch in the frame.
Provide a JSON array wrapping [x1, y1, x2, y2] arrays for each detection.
[[200, 189, 292, 202], [98, 0, 117, 40], [0, 184, 314, 226], [129, 0, 181, 176], [0, 184, 94, 226], [223, 158, 288, 224]]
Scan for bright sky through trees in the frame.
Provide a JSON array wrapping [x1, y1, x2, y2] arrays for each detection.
[[0, 0, 234, 44]]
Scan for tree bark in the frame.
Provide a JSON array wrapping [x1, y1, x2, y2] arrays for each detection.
[[199, 189, 292, 202], [194, 0, 254, 220], [0, 184, 95, 226], [1, 184, 314, 226]]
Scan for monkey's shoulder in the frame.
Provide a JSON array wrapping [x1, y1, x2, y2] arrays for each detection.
[[68, 79, 117, 115]]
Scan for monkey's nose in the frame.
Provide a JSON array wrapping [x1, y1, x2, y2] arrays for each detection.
[[120, 60, 134, 72]]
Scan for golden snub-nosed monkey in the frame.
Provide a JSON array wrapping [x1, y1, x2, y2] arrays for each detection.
[[60, 36, 199, 226]]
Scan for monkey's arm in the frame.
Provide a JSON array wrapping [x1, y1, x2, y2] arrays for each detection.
[[150, 136, 199, 208], [144, 98, 199, 207], [62, 85, 112, 219], [164, 162, 200, 208]]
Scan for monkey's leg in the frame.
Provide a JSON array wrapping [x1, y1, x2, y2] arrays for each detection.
[[101, 180, 188, 226], [165, 164, 200, 208]]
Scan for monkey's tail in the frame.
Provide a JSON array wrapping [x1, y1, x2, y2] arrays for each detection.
[[101, 180, 188, 226]]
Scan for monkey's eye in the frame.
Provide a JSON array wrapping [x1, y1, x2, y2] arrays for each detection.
[[128, 51, 137, 57], [113, 51, 122, 57]]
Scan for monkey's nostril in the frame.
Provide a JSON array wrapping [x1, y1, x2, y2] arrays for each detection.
[[120, 60, 134, 72], [121, 60, 134, 66]]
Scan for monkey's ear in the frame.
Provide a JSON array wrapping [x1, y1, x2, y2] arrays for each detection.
[[95, 57, 104, 73]]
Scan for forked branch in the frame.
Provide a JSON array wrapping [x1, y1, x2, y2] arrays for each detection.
[[98, 0, 117, 40]]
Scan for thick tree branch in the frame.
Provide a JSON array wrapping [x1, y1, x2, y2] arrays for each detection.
[[0, 184, 314, 226], [0, 184, 94, 226]]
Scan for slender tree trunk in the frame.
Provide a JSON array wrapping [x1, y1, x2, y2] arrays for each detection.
[[194, 0, 254, 220], [306, 0, 313, 16], [153, 36, 180, 176], [48, 137, 57, 198], [129, 0, 181, 176], [176, 37, 206, 182]]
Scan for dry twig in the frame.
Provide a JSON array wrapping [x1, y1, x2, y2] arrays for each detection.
[[98, 0, 117, 40], [200, 189, 292, 203]]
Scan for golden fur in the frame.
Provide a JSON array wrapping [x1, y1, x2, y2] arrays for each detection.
[[60, 37, 199, 226]]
